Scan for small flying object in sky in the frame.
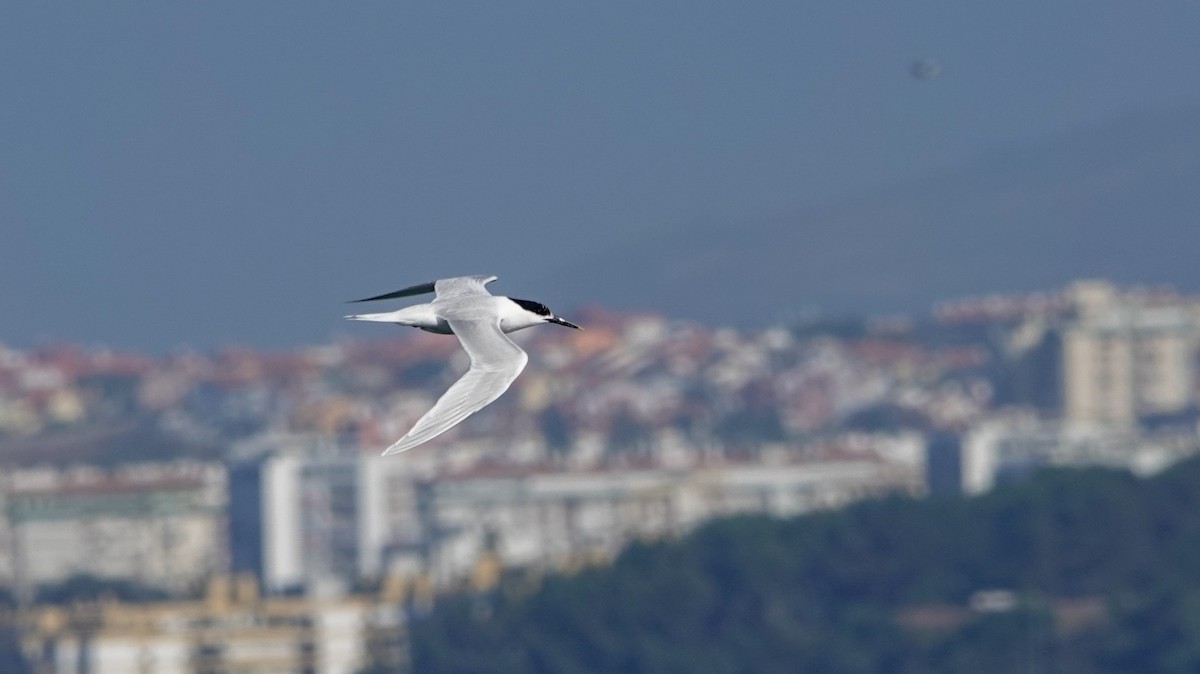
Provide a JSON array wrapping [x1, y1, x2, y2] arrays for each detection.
[[346, 275, 581, 455], [909, 57, 942, 81]]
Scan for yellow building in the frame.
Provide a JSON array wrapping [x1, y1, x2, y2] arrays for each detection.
[[11, 574, 409, 674], [1062, 281, 1198, 427]]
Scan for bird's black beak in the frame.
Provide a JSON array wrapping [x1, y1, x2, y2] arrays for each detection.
[[549, 316, 582, 330]]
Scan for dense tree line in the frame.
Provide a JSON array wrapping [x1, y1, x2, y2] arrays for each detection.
[[410, 458, 1200, 673]]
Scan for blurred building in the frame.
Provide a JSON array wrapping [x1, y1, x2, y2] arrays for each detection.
[[924, 431, 964, 496], [230, 449, 373, 594], [960, 413, 1199, 494], [2, 463, 226, 596], [12, 574, 408, 674], [228, 434, 924, 594], [1062, 280, 1198, 427], [415, 445, 925, 586], [227, 435, 434, 595]]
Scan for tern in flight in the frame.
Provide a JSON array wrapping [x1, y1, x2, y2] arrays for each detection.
[[346, 275, 580, 455]]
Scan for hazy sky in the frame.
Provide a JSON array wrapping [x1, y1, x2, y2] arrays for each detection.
[[3, 2, 1199, 350]]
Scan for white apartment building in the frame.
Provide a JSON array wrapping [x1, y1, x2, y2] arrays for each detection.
[[410, 445, 924, 586], [961, 413, 1198, 495], [228, 434, 438, 594], [1, 463, 226, 595], [234, 434, 925, 594]]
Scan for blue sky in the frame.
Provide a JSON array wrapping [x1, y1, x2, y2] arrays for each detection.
[[3, 2, 1199, 350]]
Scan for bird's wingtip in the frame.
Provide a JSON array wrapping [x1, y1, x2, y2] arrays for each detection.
[[348, 281, 438, 304], [381, 442, 410, 457]]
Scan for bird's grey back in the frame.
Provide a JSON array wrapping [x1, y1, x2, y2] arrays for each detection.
[[433, 275, 498, 300]]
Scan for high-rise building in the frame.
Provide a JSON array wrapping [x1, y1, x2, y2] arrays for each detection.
[[227, 435, 427, 594], [1061, 280, 1198, 427], [230, 450, 374, 593]]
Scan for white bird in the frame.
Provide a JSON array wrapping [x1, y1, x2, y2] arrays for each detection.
[[345, 275, 580, 455]]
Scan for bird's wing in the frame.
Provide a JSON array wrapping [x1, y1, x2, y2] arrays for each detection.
[[433, 275, 498, 299], [382, 317, 527, 455], [348, 281, 437, 303], [347, 275, 496, 304]]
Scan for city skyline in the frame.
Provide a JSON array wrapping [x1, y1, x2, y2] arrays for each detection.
[[2, 276, 1198, 672], [4, 4, 1200, 670]]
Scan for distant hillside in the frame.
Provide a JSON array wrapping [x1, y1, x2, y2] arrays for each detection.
[[561, 108, 1200, 324], [411, 458, 1200, 673]]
